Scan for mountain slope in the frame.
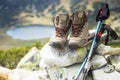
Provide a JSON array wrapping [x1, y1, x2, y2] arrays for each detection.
[[0, 0, 120, 30]]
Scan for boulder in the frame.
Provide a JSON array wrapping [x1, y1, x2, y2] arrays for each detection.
[[97, 44, 120, 55], [8, 69, 49, 80], [46, 64, 93, 80], [103, 64, 115, 73], [92, 67, 120, 80], [16, 47, 40, 70], [40, 43, 87, 68], [90, 55, 107, 69], [0, 66, 11, 73], [108, 54, 120, 72], [39, 43, 120, 80], [13, 43, 108, 80]]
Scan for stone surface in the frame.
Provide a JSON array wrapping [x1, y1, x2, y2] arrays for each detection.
[[92, 67, 120, 80], [8, 69, 49, 80], [40, 43, 87, 68], [97, 44, 120, 55], [108, 54, 120, 72], [103, 64, 115, 73], [0, 66, 11, 73], [46, 64, 93, 80], [90, 55, 107, 69], [16, 47, 40, 70]]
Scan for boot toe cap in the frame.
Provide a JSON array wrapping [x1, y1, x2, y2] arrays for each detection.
[[68, 38, 88, 48], [49, 37, 67, 48]]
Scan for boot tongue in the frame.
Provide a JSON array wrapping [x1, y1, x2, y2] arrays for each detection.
[[78, 11, 84, 17], [72, 11, 84, 25], [58, 14, 68, 28], [71, 11, 87, 37], [54, 14, 69, 37]]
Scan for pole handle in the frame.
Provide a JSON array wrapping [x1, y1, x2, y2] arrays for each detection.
[[96, 3, 110, 21]]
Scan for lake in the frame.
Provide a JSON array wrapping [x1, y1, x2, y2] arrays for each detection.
[[6, 25, 55, 40]]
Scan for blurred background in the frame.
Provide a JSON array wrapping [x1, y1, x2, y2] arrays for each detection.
[[0, 0, 120, 49]]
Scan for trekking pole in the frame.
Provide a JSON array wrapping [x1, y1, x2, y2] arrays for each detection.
[[73, 2, 110, 80], [96, 24, 118, 45]]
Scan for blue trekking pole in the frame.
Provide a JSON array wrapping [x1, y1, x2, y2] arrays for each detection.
[[73, 2, 110, 80]]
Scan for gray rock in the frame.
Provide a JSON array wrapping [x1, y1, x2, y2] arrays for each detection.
[[16, 47, 40, 70], [92, 68, 120, 80], [108, 54, 120, 72], [45, 64, 93, 80], [103, 64, 115, 73], [97, 44, 120, 55], [0, 66, 11, 73], [91, 55, 107, 69], [41, 54, 107, 80], [40, 43, 87, 68], [8, 69, 49, 80]]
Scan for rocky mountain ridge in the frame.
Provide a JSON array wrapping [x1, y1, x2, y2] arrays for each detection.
[[0, 0, 120, 30]]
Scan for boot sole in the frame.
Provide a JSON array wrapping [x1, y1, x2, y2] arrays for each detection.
[[68, 44, 81, 49]]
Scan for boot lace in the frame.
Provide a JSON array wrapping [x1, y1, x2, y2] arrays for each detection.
[[72, 25, 84, 37], [71, 11, 87, 37], [56, 27, 68, 37]]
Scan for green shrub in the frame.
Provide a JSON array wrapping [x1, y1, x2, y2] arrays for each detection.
[[0, 41, 44, 69]]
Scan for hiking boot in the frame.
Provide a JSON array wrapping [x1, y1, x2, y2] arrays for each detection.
[[68, 11, 89, 48], [49, 14, 70, 48]]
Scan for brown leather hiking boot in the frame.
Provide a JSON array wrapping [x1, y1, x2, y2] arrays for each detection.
[[68, 11, 89, 48], [49, 14, 70, 48]]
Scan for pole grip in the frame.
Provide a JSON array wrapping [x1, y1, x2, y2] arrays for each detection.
[[96, 3, 110, 21]]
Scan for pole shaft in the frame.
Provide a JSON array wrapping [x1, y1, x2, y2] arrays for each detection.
[[73, 21, 101, 80]]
